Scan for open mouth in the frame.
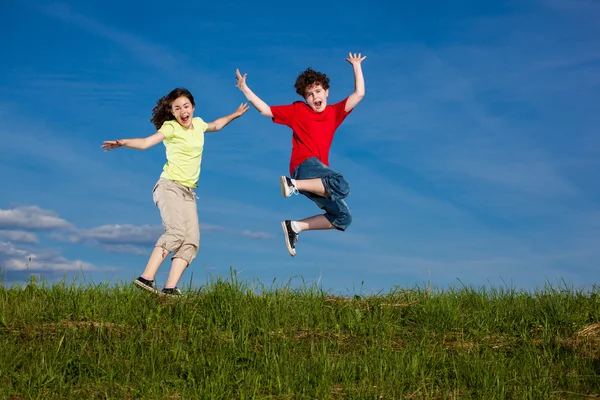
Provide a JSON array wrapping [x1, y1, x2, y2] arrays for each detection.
[[181, 115, 190, 124], [314, 100, 323, 109]]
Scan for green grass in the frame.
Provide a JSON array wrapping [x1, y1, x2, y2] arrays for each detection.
[[1, 274, 599, 399]]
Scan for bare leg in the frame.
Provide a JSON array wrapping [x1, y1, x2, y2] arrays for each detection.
[[164, 257, 189, 288], [295, 178, 329, 197], [296, 214, 334, 231], [141, 246, 169, 280]]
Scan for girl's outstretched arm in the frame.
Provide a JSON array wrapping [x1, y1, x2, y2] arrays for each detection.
[[235, 69, 273, 118], [344, 52, 367, 112], [206, 103, 250, 132], [102, 132, 165, 151]]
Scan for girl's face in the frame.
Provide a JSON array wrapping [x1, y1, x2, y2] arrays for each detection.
[[171, 96, 195, 128]]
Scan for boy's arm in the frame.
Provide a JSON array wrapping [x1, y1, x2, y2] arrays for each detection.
[[102, 132, 165, 151], [206, 103, 250, 132], [235, 69, 274, 118], [344, 52, 367, 112]]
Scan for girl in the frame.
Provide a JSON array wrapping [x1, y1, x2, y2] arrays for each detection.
[[102, 88, 249, 296]]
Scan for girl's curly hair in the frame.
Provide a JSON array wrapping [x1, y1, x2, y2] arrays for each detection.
[[294, 68, 330, 97], [150, 88, 195, 130]]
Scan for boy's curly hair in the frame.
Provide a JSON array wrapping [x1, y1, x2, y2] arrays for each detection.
[[294, 68, 330, 97], [150, 88, 196, 130]]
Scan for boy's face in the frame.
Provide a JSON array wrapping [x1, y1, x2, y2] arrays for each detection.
[[304, 83, 329, 113], [171, 96, 195, 129]]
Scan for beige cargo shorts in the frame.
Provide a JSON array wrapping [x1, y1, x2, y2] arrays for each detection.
[[152, 178, 200, 265]]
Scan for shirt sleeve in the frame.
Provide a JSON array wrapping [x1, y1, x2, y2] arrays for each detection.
[[193, 117, 209, 133], [271, 103, 296, 127], [159, 120, 176, 140], [334, 97, 353, 126]]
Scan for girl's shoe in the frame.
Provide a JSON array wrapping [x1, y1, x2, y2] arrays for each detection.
[[134, 276, 159, 294], [162, 287, 182, 297]]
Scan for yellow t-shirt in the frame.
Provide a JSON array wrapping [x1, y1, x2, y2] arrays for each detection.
[[159, 117, 208, 188]]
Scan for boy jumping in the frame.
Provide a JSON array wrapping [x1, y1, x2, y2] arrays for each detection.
[[236, 52, 366, 256]]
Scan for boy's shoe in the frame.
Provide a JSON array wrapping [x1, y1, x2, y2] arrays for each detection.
[[134, 276, 160, 294], [161, 287, 182, 297], [281, 220, 298, 256], [280, 176, 299, 198]]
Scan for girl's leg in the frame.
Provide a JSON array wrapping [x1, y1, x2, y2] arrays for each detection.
[[143, 179, 187, 282], [164, 258, 189, 288], [166, 188, 200, 288], [140, 246, 170, 280]]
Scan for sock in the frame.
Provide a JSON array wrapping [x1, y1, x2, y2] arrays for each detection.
[[290, 178, 297, 188], [164, 286, 176, 289], [290, 220, 301, 233]]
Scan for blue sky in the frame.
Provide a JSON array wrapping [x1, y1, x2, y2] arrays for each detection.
[[1, 0, 598, 293]]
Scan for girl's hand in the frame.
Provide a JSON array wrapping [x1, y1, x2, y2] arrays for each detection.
[[102, 140, 124, 152], [345, 52, 367, 66], [234, 102, 250, 117]]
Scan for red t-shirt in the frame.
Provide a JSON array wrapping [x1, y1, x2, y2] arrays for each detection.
[[271, 97, 352, 175]]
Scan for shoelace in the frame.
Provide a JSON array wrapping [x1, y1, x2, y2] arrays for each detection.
[[289, 181, 300, 196]]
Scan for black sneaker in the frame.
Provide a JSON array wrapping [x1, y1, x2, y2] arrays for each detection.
[[281, 220, 298, 256], [280, 176, 298, 198], [134, 276, 159, 294], [161, 287, 182, 297]]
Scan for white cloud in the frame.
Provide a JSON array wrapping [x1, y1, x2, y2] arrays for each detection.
[[0, 241, 96, 272], [81, 224, 163, 245], [242, 230, 272, 239], [0, 206, 72, 230], [0, 230, 39, 243], [101, 244, 149, 255]]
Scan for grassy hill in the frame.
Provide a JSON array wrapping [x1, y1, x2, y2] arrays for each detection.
[[1, 275, 599, 399]]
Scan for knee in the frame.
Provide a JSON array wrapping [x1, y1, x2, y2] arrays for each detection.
[[329, 208, 352, 231], [176, 244, 198, 265], [337, 210, 352, 230], [157, 230, 185, 252], [323, 174, 350, 201]]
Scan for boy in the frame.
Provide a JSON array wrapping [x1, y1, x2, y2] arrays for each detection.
[[236, 52, 366, 256]]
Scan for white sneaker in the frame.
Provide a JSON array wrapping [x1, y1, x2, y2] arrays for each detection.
[[281, 220, 298, 256], [280, 176, 298, 198]]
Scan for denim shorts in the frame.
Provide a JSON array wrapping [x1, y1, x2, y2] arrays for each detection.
[[291, 157, 352, 231]]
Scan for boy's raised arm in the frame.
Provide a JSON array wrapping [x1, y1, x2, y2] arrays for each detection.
[[344, 52, 367, 112], [236, 69, 273, 118]]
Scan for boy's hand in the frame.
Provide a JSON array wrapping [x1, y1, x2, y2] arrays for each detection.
[[345, 52, 366, 66], [235, 69, 249, 92], [233, 102, 250, 117]]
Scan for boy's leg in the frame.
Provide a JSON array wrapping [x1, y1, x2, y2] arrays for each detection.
[[282, 158, 350, 201], [280, 214, 334, 257], [296, 214, 334, 231], [281, 195, 352, 256], [281, 176, 328, 198], [295, 179, 329, 197], [280, 158, 352, 256]]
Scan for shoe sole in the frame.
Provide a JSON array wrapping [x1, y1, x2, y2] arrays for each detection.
[[280, 176, 291, 198], [281, 220, 296, 257], [133, 279, 161, 295]]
